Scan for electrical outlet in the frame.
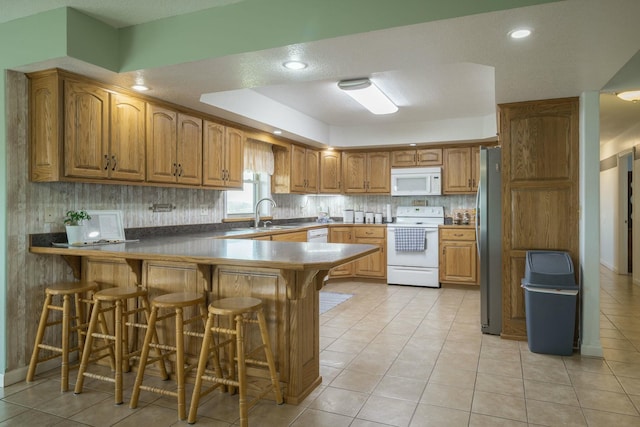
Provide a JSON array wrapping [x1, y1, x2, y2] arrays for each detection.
[[44, 209, 56, 223], [200, 205, 208, 216]]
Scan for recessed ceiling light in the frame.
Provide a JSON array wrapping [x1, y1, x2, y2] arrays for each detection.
[[283, 61, 307, 70], [132, 84, 149, 91], [273, 130, 282, 135], [409, 143, 416, 147], [509, 28, 532, 39]]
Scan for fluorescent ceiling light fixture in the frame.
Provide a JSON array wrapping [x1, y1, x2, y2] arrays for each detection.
[[131, 84, 149, 91], [509, 28, 532, 39], [617, 90, 640, 102], [337, 78, 398, 115], [409, 143, 416, 146], [283, 60, 307, 70], [273, 129, 282, 135]]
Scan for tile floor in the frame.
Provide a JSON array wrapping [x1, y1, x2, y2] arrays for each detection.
[[2, 266, 640, 426]]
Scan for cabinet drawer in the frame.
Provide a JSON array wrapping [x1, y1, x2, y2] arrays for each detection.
[[440, 228, 475, 241], [354, 227, 385, 239]]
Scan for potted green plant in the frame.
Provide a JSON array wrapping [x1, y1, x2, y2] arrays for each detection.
[[64, 210, 91, 244]]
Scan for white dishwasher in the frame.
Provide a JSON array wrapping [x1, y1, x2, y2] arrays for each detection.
[[307, 228, 328, 243]]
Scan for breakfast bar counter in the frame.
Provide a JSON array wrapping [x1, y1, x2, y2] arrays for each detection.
[[30, 236, 378, 404]]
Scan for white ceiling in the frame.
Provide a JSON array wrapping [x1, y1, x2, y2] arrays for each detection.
[[4, 0, 640, 148]]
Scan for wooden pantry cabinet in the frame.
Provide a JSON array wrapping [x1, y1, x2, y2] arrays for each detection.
[[202, 121, 244, 189], [146, 104, 202, 185], [342, 152, 390, 193], [443, 146, 479, 194], [438, 226, 478, 285], [30, 70, 146, 182], [391, 148, 443, 167]]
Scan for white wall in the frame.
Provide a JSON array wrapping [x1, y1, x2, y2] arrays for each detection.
[[600, 167, 617, 270]]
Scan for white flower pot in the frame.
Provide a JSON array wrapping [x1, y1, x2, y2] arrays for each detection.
[[65, 225, 87, 245]]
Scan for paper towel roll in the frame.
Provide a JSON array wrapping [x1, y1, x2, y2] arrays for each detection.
[[386, 204, 392, 223]]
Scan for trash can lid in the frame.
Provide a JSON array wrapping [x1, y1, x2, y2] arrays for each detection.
[[524, 250, 576, 288]]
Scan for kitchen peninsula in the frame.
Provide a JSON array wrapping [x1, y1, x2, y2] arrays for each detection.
[[30, 235, 378, 404]]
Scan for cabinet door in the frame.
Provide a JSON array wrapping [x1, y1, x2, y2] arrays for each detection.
[[329, 227, 353, 277], [440, 241, 477, 284], [367, 152, 390, 193], [110, 93, 145, 181], [271, 231, 307, 242], [290, 145, 307, 192], [320, 150, 342, 193], [417, 148, 443, 166], [64, 80, 109, 179], [443, 147, 472, 193], [305, 149, 319, 193], [342, 152, 367, 193], [176, 113, 202, 185], [354, 238, 386, 277], [225, 127, 245, 188], [30, 72, 62, 182], [471, 146, 480, 192], [146, 104, 177, 183], [202, 121, 226, 187], [391, 150, 416, 167]]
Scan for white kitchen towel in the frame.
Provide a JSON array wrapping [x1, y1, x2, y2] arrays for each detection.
[[395, 228, 427, 251]]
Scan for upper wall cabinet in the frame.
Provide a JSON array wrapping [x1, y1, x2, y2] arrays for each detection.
[[342, 152, 390, 194], [391, 148, 442, 167], [29, 70, 146, 182], [202, 121, 244, 189], [320, 150, 342, 193], [146, 104, 202, 185], [443, 146, 479, 194], [272, 145, 319, 194]]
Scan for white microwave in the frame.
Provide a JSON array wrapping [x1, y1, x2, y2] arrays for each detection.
[[391, 167, 442, 196]]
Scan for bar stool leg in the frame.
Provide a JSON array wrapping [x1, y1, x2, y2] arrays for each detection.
[[187, 313, 215, 424], [257, 309, 284, 404], [60, 294, 71, 392], [26, 293, 53, 383], [114, 299, 124, 404], [74, 297, 101, 395], [235, 314, 248, 427]]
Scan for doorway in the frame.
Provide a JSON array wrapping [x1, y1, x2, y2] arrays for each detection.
[[618, 151, 633, 274]]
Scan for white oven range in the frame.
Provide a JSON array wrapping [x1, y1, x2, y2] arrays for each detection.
[[387, 206, 444, 288]]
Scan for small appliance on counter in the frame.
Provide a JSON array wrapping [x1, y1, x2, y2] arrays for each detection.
[[343, 209, 354, 223], [354, 211, 364, 224], [365, 212, 374, 224]]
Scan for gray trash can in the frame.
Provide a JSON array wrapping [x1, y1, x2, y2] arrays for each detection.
[[521, 250, 578, 356]]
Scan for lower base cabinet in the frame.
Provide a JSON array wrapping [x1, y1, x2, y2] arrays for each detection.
[[329, 226, 386, 279], [438, 226, 478, 285]]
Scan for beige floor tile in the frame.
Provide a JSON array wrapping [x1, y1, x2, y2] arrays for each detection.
[[34, 388, 113, 418], [601, 336, 638, 351], [471, 390, 527, 422], [2, 379, 66, 408], [346, 352, 395, 376], [320, 349, 357, 369], [522, 360, 571, 385], [420, 382, 473, 411], [618, 375, 640, 395], [434, 353, 479, 373], [582, 408, 640, 427], [524, 378, 579, 406], [357, 395, 417, 426], [349, 419, 393, 427], [468, 413, 528, 426], [0, 400, 30, 422], [69, 396, 141, 426], [475, 373, 524, 398], [568, 369, 624, 392], [0, 408, 67, 426], [320, 364, 343, 384], [112, 404, 177, 427], [386, 358, 434, 381], [329, 369, 382, 393], [428, 366, 477, 389], [372, 375, 426, 402], [479, 345, 521, 363], [603, 348, 640, 364], [477, 357, 522, 378], [574, 387, 639, 415], [289, 408, 353, 427], [525, 399, 587, 426], [409, 403, 469, 427], [608, 360, 640, 378], [308, 386, 368, 417], [563, 355, 612, 374], [325, 337, 369, 354]]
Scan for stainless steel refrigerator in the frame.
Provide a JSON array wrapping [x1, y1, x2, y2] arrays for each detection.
[[476, 146, 502, 335]]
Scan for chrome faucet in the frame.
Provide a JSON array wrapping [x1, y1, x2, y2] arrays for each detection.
[[254, 197, 276, 228]]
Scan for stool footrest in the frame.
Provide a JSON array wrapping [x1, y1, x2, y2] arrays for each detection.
[[138, 384, 179, 398], [82, 371, 116, 384]]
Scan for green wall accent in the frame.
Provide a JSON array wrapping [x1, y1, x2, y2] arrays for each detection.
[[118, 0, 561, 71], [66, 8, 120, 72]]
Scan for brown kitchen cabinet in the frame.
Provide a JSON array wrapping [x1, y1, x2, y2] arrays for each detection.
[[146, 104, 202, 185], [438, 226, 478, 285], [29, 70, 146, 183], [329, 227, 354, 277], [391, 148, 443, 167], [353, 226, 386, 278], [272, 144, 319, 194], [202, 121, 244, 189], [443, 146, 479, 194], [342, 152, 390, 193], [319, 150, 342, 193]]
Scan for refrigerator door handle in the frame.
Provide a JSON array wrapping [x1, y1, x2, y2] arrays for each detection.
[[475, 180, 481, 259]]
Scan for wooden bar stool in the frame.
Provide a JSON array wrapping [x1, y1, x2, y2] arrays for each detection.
[[129, 291, 216, 420], [74, 286, 167, 404], [188, 297, 283, 427], [26, 281, 98, 391]]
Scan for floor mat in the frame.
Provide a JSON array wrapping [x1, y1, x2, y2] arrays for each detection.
[[319, 292, 354, 314]]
